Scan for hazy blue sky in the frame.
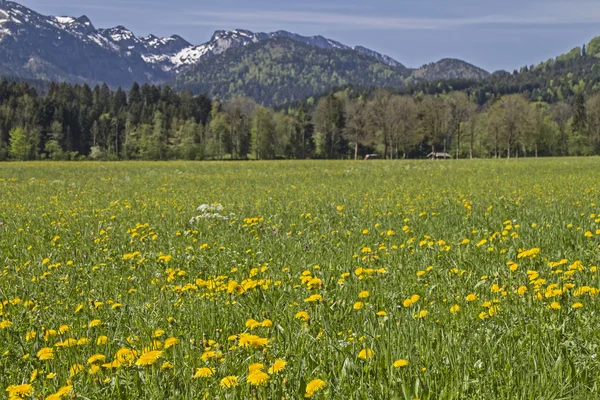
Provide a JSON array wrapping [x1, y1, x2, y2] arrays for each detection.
[[20, 0, 600, 72]]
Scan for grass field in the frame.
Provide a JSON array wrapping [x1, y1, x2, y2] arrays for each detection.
[[1, 159, 600, 400]]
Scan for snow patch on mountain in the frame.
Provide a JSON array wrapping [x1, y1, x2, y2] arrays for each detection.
[[55, 16, 75, 25]]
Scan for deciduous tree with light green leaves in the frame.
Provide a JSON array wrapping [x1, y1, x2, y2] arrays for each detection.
[[251, 107, 276, 160], [9, 127, 30, 161]]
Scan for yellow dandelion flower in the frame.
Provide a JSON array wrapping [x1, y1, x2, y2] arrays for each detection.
[[164, 337, 180, 349], [358, 348, 375, 360], [36, 347, 54, 361], [160, 361, 174, 370], [43, 330, 56, 341], [88, 320, 102, 328], [245, 319, 261, 330], [30, 369, 38, 383], [97, 336, 108, 345], [193, 367, 214, 378], [549, 302, 561, 310], [465, 294, 478, 302], [353, 302, 365, 310], [56, 385, 72, 397], [116, 348, 138, 364], [88, 365, 101, 375], [153, 329, 166, 338], [45, 385, 73, 400], [450, 304, 460, 313], [102, 360, 122, 369], [249, 363, 265, 373], [295, 311, 310, 322], [0, 320, 13, 329], [304, 294, 323, 303], [393, 359, 409, 368], [69, 364, 85, 377], [221, 375, 239, 388], [358, 291, 370, 299], [238, 333, 269, 348], [268, 359, 287, 374], [135, 350, 163, 367], [88, 354, 106, 365], [305, 379, 326, 398], [201, 350, 222, 360], [247, 370, 270, 386], [573, 303, 584, 309], [6, 384, 34, 398]]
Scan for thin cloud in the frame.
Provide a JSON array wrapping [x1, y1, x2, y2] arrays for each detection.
[[173, 9, 600, 30], [23, 0, 600, 30]]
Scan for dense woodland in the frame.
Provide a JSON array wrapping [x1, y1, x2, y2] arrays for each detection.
[[2, 45, 600, 161]]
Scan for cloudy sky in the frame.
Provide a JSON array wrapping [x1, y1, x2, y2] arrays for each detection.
[[20, 0, 600, 72]]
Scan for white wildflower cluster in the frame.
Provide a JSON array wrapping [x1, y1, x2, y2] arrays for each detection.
[[189, 203, 233, 224], [197, 204, 224, 213]]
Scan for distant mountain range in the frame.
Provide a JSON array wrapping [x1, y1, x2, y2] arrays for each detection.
[[0, 1, 490, 104]]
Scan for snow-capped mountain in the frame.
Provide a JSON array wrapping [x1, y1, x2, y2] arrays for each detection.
[[0, 1, 487, 91], [0, 1, 172, 85], [0, 1, 409, 85], [178, 29, 406, 70]]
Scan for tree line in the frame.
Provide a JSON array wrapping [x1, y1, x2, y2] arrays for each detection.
[[1, 79, 599, 161]]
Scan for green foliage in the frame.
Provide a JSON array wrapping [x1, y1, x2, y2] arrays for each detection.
[[556, 47, 582, 62], [8, 127, 30, 160], [173, 120, 203, 160], [587, 36, 600, 57], [0, 80, 212, 162], [251, 107, 276, 160], [44, 140, 66, 160], [412, 59, 489, 81], [313, 93, 347, 159]]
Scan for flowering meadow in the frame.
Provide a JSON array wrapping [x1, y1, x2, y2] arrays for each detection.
[[1, 159, 600, 399]]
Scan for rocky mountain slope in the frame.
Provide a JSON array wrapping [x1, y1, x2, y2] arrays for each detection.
[[0, 0, 489, 101]]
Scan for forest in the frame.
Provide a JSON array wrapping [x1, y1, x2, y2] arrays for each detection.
[[0, 65, 599, 161]]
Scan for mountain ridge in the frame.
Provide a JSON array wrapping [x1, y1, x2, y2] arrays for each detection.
[[0, 1, 412, 81], [0, 0, 490, 103], [173, 37, 412, 104]]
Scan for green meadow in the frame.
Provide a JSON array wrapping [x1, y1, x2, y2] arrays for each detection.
[[1, 159, 600, 399]]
